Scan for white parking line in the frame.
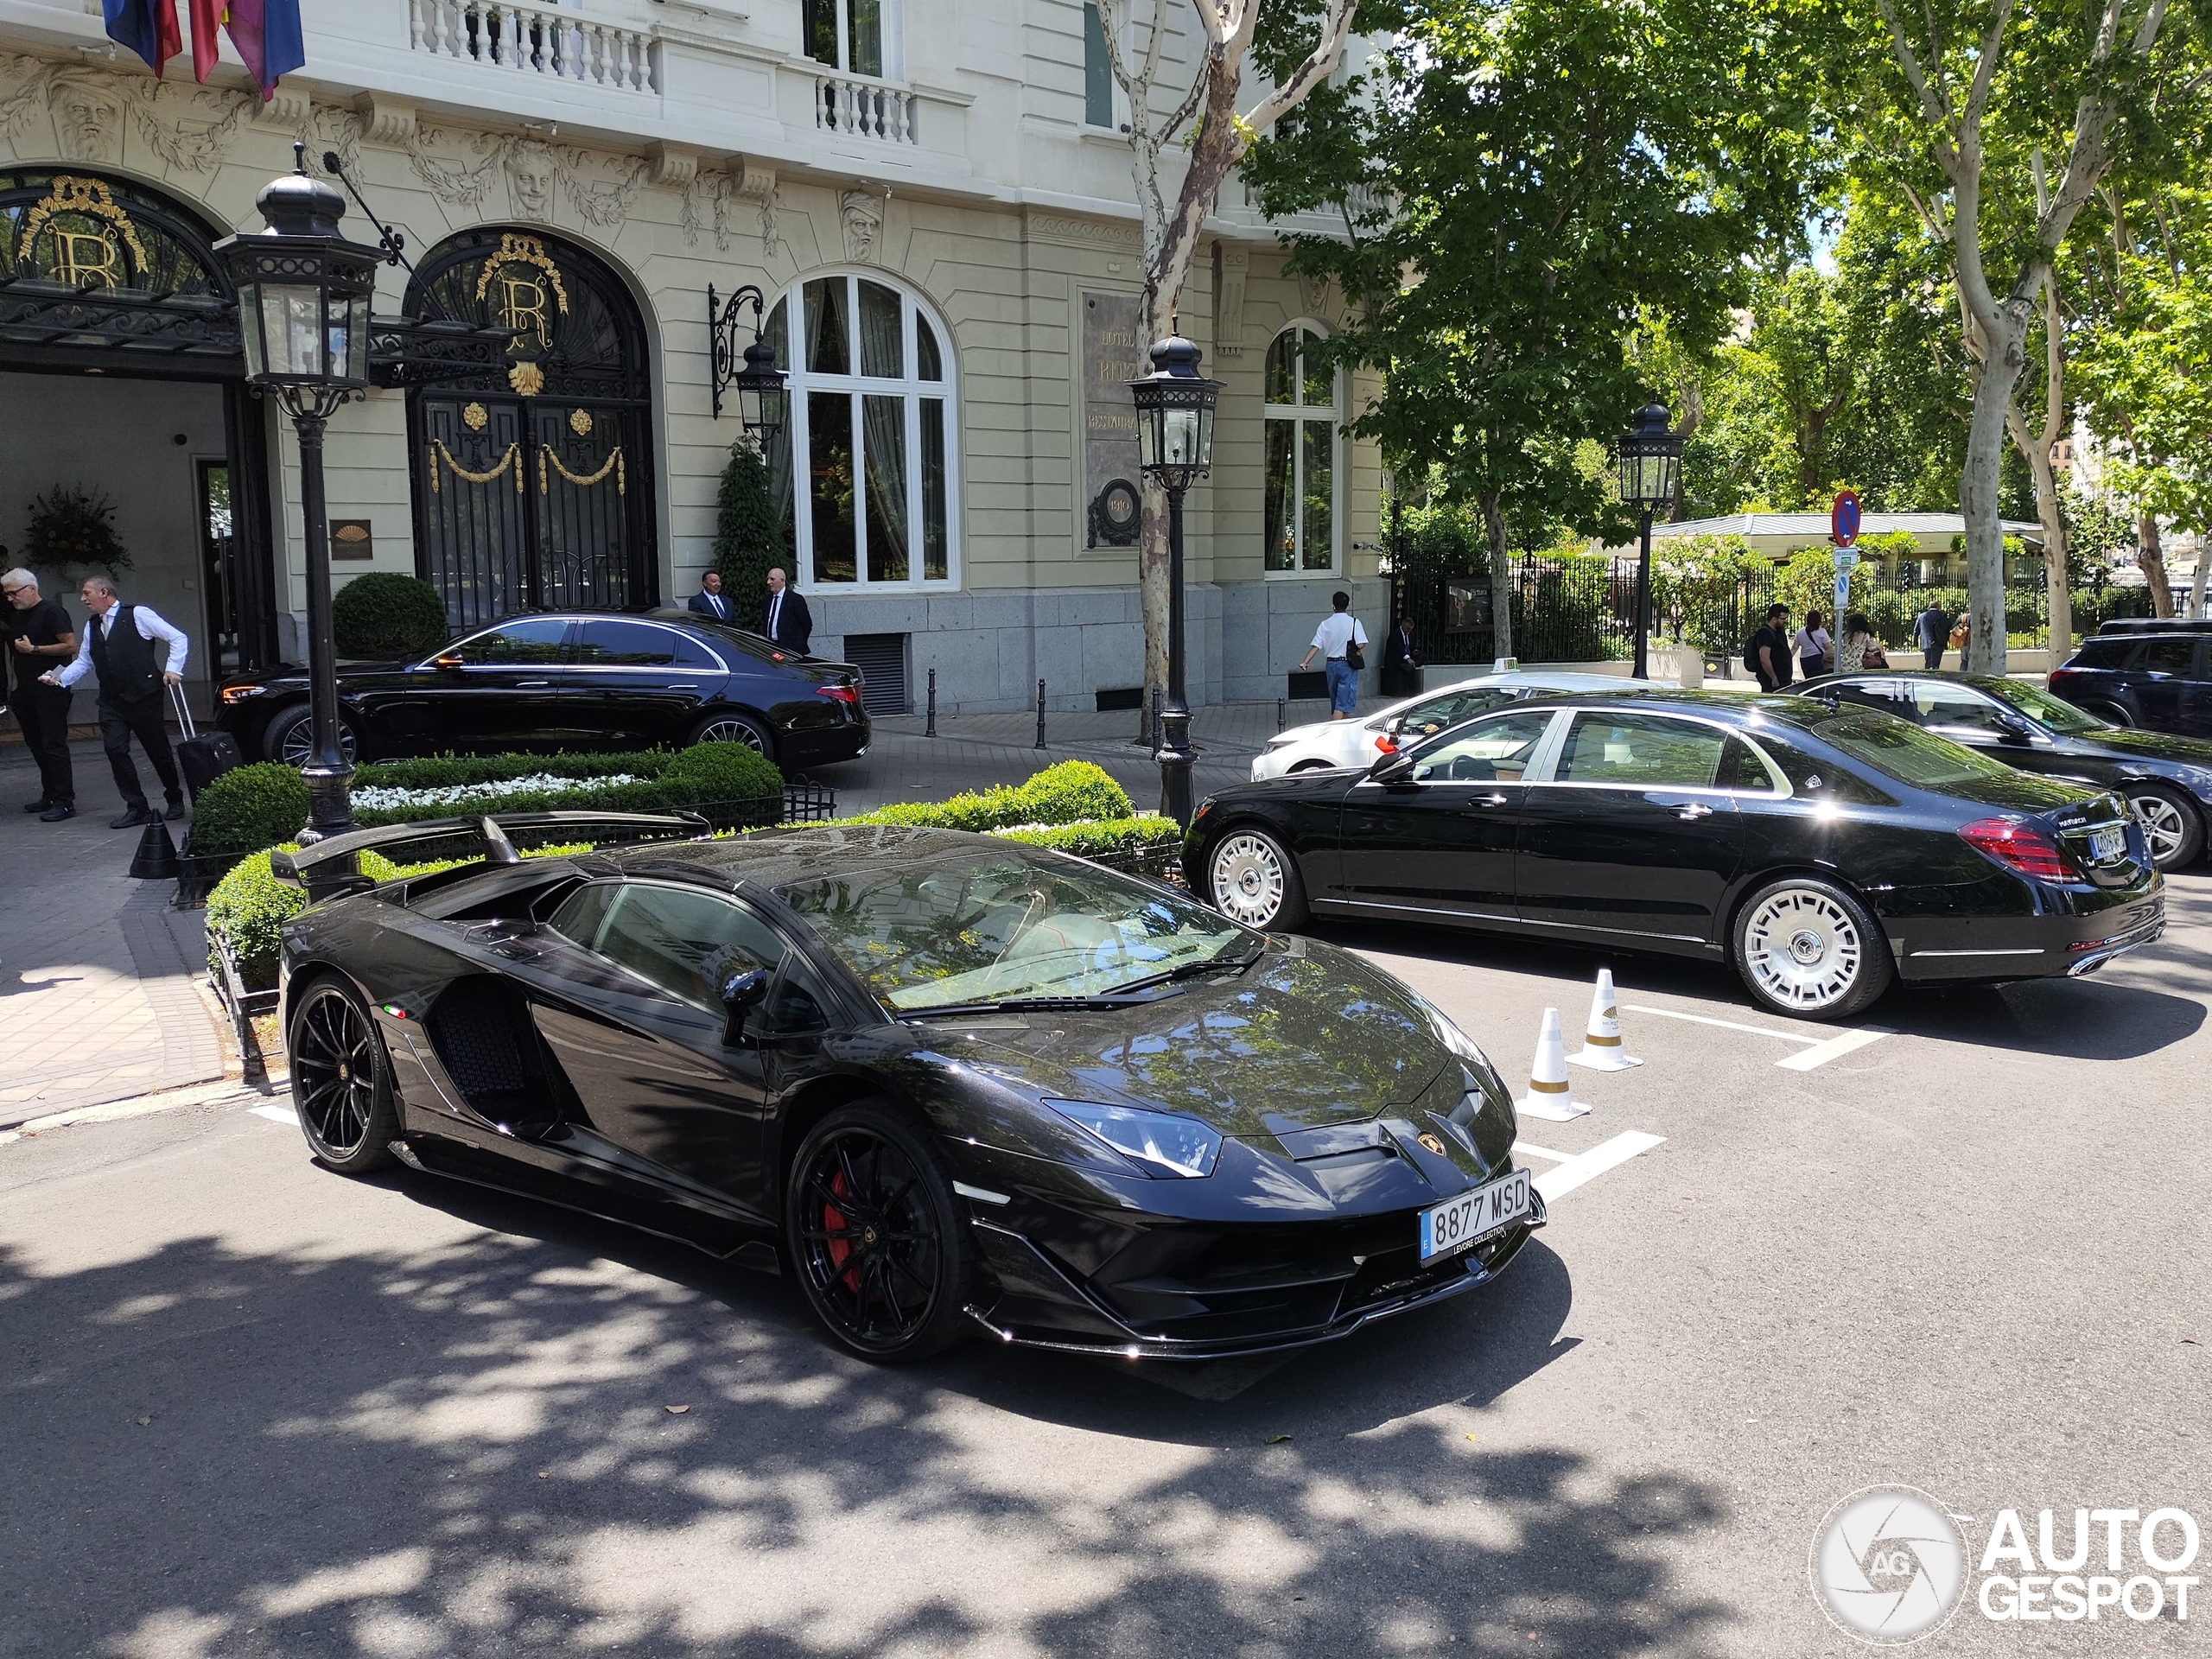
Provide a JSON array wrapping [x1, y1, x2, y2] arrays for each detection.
[[247, 1104, 296, 1126], [1624, 1004, 1820, 1045], [1533, 1132, 1666, 1203], [1776, 1027, 1893, 1071], [1625, 1003, 1893, 1071], [1510, 1141, 1572, 1164]]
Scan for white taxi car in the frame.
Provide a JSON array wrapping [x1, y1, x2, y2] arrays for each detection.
[[1249, 669, 1662, 779]]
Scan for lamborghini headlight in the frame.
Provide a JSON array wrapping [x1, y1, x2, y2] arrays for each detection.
[[1045, 1099, 1221, 1179]]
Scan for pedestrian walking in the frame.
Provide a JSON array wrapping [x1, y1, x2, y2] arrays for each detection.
[[687, 570, 735, 622], [1745, 603, 1795, 692], [1914, 598, 1951, 671], [1297, 591, 1369, 721], [1381, 615, 1421, 696], [761, 567, 814, 656], [3, 566, 77, 820], [1794, 608, 1833, 678], [1949, 611, 1972, 664], [41, 575, 189, 829]]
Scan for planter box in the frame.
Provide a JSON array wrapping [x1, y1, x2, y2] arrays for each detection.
[[1084, 841, 1185, 884]]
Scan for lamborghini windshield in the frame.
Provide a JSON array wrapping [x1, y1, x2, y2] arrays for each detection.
[[779, 854, 1252, 1013]]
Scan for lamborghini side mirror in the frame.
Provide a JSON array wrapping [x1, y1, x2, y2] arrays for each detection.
[[721, 967, 771, 1046]]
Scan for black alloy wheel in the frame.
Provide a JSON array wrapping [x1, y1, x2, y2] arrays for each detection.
[[689, 709, 775, 760], [288, 979, 401, 1173], [2079, 701, 2133, 728], [2125, 782, 2205, 870], [267, 702, 361, 766], [785, 1101, 970, 1362]]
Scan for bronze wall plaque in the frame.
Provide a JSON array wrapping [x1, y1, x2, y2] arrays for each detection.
[[330, 520, 374, 560]]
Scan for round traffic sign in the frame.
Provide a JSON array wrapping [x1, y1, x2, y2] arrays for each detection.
[[1831, 490, 1862, 548]]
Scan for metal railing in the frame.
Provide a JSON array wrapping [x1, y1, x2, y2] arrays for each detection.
[[410, 0, 658, 92]]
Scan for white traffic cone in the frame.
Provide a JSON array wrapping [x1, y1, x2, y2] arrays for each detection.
[[1516, 1007, 1589, 1122], [1568, 967, 1643, 1071]]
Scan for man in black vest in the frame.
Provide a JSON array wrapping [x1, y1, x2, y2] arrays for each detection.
[[762, 567, 813, 655], [43, 576, 190, 829]]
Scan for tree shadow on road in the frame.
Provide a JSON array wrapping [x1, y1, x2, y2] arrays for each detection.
[[0, 1185, 1730, 1658]]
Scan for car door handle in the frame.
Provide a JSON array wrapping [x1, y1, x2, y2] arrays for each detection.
[[1476, 792, 1510, 806], [515, 679, 550, 688], [1676, 803, 1713, 820], [668, 683, 697, 690]]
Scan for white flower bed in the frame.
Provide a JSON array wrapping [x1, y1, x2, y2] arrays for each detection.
[[350, 772, 640, 813]]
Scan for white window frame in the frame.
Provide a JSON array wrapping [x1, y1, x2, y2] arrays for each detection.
[[773, 271, 959, 594], [804, 0, 904, 80], [1262, 321, 1343, 577], [1080, 0, 1133, 131]]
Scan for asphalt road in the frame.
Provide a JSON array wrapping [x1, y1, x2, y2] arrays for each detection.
[[4, 874, 2209, 1657]]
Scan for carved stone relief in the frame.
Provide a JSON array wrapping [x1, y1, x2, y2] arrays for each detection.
[[404, 125, 650, 228], [839, 187, 886, 264], [1212, 241, 1249, 357], [0, 57, 244, 173]]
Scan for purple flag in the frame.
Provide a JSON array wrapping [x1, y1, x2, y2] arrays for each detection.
[[224, 0, 306, 102], [102, 0, 182, 73]]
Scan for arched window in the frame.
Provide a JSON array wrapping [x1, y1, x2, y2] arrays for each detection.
[[765, 274, 955, 589], [1262, 325, 1338, 574]]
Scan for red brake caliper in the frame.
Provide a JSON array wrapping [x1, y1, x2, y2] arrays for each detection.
[[823, 1170, 862, 1292]]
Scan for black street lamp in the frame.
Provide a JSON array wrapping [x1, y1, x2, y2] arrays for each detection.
[[1128, 332, 1222, 828], [708, 283, 789, 452], [214, 144, 382, 851], [1617, 402, 1684, 682]]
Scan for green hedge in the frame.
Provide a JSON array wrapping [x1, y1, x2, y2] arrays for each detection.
[[842, 760, 1132, 833], [993, 816, 1181, 855], [191, 744, 785, 856], [333, 572, 448, 659]]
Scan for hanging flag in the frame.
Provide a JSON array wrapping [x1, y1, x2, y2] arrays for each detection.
[[102, 0, 182, 74], [224, 0, 306, 103], [188, 0, 222, 81]]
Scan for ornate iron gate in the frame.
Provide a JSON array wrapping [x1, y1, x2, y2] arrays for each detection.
[[405, 228, 654, 631]]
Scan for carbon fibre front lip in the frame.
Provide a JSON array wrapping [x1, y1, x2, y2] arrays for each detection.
[[960, 1188, 1546, 1362]]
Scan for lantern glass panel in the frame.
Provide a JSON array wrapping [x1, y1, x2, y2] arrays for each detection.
[[342, 289, 372, 383], [258, 284, 325, 378], [1164, 406, 1202, 468]]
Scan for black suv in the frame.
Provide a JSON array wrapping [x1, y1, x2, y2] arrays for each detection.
[[2050, 620, 2212, 737]]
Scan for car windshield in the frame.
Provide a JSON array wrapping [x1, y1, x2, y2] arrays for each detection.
[[779, 855, 1251, 1012], [1982, 678, 2107, 734], [1809, 710, 2022, 789]]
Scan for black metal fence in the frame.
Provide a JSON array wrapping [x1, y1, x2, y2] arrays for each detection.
[[1389, 555, 1779, 667]]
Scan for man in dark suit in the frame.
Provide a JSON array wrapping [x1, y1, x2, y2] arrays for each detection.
[[687, 570, 736, 623], [1914, 599, 1951, 671], [763, 567, 813, 655]]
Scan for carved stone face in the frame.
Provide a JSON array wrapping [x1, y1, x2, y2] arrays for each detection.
[[47, 71, 124, 164], [839, 191, 881, 263], [505, 139, 557, 221]]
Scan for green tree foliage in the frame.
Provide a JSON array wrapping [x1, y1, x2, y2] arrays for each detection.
[[1246, 0, 1818, 654], [710, 438, 786, 626]]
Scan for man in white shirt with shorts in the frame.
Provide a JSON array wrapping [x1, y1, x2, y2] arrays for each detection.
[[1297, 590, 1367, 721]]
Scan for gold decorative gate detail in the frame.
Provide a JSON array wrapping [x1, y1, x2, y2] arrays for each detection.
[[539, 443, 625, 495], [428, 439, 524, 494]]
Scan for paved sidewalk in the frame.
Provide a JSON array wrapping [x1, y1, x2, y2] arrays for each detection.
[[0, 734, 225, 1128]]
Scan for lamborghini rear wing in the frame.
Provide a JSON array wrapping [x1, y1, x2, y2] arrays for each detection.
[[270, 810, 712, 893]]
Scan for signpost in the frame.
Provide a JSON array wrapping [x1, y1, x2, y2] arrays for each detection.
[[1830, 490, 1862, 624]]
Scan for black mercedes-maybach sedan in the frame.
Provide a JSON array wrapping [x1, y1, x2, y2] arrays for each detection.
[[1796, 670, 2212, 871], [216, 610, 868, 769], [1185, 690, 2164, 1020], [272, 817, 1543, 1363]]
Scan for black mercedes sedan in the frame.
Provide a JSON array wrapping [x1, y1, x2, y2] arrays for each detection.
[[1797, 671, 2212, 871], [271, 817, 1543, 1363], [215, 610, 868, 769], [1185, 691, 2164, 1020]]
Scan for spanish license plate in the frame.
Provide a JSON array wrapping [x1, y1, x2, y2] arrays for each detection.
[[1418, 1169, 1532, 1263], [2089, 825, 2126, 861]]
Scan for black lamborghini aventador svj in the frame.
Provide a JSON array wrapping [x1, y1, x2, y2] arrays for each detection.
[[274, 817, 1543, 1363]]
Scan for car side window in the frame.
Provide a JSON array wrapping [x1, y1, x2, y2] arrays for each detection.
[[593, 884, 789, 1010], [1829, 678, 1905, 715], [673, 633, 722, 671], [546, 880, 618, 948], [2142, 638, 2199, 676], [572, 620, 677, 668], [1907, 684, 2011, 734], [1408, 709, 1556, 783], [1719, 738, 1789, 795], [451, 618, 570, 666], [1556, 712, 1726, 788]]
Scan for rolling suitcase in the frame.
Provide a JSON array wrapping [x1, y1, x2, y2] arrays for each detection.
[[171, 683, 242, 802]]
